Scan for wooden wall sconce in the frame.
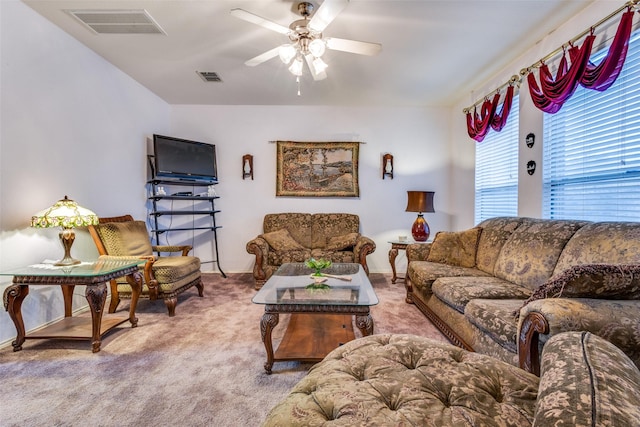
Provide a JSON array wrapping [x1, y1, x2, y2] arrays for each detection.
[[242, 154, 253, 180], [382, 153, 393, 179]]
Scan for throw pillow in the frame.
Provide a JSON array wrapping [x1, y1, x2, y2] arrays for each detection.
[[426, 227, 482, 268], [326, 232, 359, 251], [522, 263, 640, 308], [261, 228, 305, 251]]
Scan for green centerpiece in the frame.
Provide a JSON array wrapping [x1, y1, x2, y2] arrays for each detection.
[[305, 258, 332, 277], [305, 258, 332, 291]]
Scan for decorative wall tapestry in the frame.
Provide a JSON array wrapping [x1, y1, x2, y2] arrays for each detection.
[[276, 141, 360, 197]]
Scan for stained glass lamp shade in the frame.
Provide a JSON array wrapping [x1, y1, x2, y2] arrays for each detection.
[[31, 196, 99, 266]]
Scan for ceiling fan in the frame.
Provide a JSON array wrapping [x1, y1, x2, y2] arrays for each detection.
[[230, 0, 382, 81]]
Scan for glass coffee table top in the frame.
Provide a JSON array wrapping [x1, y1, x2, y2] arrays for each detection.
[[252, 263, 378, 307]]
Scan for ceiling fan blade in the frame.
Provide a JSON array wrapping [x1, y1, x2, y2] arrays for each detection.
[[325, 37, 382, 56], [309, 0, 349, 32], [305, 54, 327, 81], [245, 47, 281, 67], [230, 8, 290, 35]]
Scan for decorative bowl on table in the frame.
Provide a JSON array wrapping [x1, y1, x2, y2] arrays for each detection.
[[305, 258, 332, 277]]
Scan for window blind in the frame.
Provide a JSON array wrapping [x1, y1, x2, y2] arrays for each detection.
[[474, 95, 519, 224], [543, 30, 640, 221]]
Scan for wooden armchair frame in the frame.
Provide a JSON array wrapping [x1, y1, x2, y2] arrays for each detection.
[[88, 214, 203, 316]]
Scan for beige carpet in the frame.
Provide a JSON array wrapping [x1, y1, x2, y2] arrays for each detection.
[[0, 273, 446, 426]]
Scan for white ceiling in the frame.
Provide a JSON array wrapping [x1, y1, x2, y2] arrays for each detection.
[[23, 0, 594, 107]]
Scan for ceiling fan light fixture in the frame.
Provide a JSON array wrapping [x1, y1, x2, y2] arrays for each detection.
[[312, 57, 328, 73], [289, 57, 304, 76], [308, 38, 326, 57], [278, 44, 297, 64]]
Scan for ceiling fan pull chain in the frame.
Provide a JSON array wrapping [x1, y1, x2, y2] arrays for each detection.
[[297, 76, 301, 96]]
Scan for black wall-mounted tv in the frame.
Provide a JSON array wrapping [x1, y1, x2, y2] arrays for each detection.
[[152, 134, 218, 183]]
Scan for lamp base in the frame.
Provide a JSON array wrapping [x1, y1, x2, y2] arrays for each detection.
[[56, 228, 80, 266], [411, 213, 430, 242], [54, 256, 81, 267]]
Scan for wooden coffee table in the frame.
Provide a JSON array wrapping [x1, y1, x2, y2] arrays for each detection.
[[252, 263, 378, 374]]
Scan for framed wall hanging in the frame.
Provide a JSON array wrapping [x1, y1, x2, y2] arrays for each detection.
[[276, 141, 360, 197]]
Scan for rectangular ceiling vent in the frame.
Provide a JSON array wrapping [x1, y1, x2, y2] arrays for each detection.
[[197, 72, 223, 83], [66, 9, 166, 35]]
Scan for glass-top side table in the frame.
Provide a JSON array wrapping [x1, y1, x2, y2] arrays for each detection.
[[1, 257, 143, 353]]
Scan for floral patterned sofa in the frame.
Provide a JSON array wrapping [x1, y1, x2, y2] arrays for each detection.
[[405, 217, 640, 375], [263, 332, 640, 426], [246, 213, 376, 289]]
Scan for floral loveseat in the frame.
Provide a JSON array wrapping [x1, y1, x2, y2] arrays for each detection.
[[246, 213, 376, 289], [405, 217, 640, 374], [263, 331, 640, 426]]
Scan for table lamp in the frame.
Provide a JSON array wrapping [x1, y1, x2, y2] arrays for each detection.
[[31, 195, 99, 266], [405, 191, 435, 242]]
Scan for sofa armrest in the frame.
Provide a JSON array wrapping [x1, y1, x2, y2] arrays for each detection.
[[246, 236, 271, 288], [152, 245, 192, 256], [354, 235, 376, 275], [406, 242, 432, 262], [517, 298, 640, 375], [534, 331, 640, 425]]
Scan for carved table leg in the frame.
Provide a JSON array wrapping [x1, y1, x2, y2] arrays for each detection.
[[125, 271, 142, 328], [85, 282, 108, 353], [389, 248, 399, 284], [260, 312, 279, 374], [355, 312, 374, 336], [61, 285, 75, 317], [3, 284, 28, 352]]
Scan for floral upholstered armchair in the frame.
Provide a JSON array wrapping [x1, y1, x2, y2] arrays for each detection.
[[246, 213, 376, 289]]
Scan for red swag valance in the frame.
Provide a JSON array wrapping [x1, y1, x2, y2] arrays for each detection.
[[466, 84, 515, 142], [528, 9, 634, 113]]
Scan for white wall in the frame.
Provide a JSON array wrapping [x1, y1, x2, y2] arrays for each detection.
[[169, 105, 452, 274], [0, 0, 170, 345], [451, 0, 630, 224]]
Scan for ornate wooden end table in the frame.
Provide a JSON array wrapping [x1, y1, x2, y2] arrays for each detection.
[[388, 239, 431, 284], [1, 257, 143, 353], [252, 263, 378, 374]]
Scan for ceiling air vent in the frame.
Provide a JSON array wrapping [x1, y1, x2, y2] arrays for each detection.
[[197, 72, 223, 83], [67, 9, 166, 35]]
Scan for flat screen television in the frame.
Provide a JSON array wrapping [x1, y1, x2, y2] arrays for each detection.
[[152, 134, 218, 183]]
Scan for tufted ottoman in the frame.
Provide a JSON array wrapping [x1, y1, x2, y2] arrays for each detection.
[[262, 332, 640, 426]]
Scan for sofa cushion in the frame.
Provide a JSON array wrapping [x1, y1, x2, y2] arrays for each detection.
[[267, 249, 312, 266], [263, 334, 539, 426], [521, 263, 640, 310], [534, 331, 640, 426], [475, 217, 524, 275], [465, 299, 526, 354], [263, 213, 313, 248], [261, 228, 305, 251], [494, 218, 589, 291], [433, 276, 532, 314], [427, 227, 482, 268], [408, 261, 491, 297], [310, 249, 355, 263], [325, 232, 359, 251], [310, 213, 360, 249], [553, 221, 640, 275]]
